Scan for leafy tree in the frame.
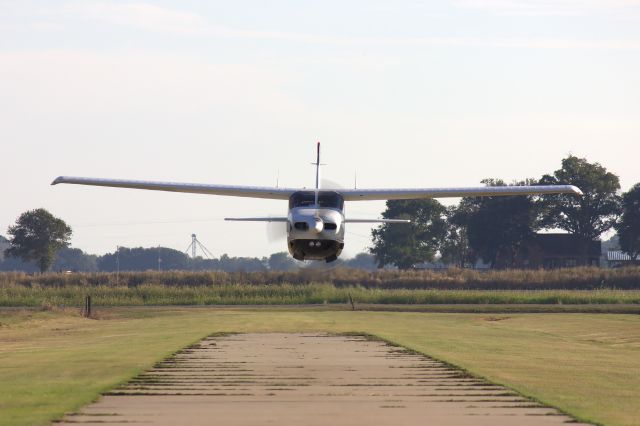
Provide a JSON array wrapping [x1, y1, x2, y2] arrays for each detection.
[[0, 238, 96, 272], [0, 255, 38, 272], [98, 247, 189, 271], [615, 183, 640, 260], [53, 248, 98, 272], [5, 208, 72, 272], [440, 203, 476, 268], [99, 250, 271, 272], [214, 254, 267, 272], [464, 180, 540, 268], [539, 156, 621, 241], [343, 253, 377, 271], [0, 235, 39, 272], [370, 199, 447, 269], [267, 252, 299, 271]]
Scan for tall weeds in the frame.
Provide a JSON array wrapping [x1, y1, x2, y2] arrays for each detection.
[[0, 268, 640, 306], [1, 267, 639, 290], [1, 268, 639, 307], [1, 284, 639, 307]]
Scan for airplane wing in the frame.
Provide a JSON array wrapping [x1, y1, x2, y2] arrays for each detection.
[[52, 177, 582, 202], [51, 176, 297, 200], [345, 218, 411, 223], [339, 185, 582, 201], [225, 217, 288, 222]]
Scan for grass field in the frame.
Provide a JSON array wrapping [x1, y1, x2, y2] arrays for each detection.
[[1, 307, 639, 426]]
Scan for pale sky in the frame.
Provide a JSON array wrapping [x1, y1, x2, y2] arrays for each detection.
[[1, 0, 639, 258]]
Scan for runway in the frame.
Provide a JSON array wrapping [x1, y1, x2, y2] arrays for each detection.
[[58, 333, 589, 425]]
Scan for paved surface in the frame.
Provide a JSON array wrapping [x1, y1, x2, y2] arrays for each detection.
[[58, 333, 589, 425]]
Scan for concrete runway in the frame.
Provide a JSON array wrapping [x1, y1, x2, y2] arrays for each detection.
[[58, 333, 590, 425]]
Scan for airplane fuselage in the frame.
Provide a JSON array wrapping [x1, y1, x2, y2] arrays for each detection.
[[286, 191, 345, 262]]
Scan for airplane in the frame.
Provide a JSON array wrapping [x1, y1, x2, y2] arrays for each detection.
[[52, 143, 582, 262]]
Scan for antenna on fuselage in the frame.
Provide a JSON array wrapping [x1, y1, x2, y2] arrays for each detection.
[[311, 142, 325, 206], [315, 142, 321, 190]]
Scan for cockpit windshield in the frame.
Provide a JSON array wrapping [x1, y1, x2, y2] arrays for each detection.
[[289, 191, 344, 210], [289, 191, 315, 208], [318, 191, 344, 209]]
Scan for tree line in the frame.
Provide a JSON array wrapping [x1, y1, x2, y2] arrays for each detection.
[[370, 155, 640, 269], [0, 222, 376, 273], [2, 155, 639, 272]]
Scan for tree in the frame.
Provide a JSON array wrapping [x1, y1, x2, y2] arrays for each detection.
[[5, 209, 72, 272], [0, 234, 39, 272], [98, 247, 189, 271], [615, 183, 640, 260], [343, 253, 377, 271], [215, 254, 267, 272], [267, 252, 299, 271], [53, 248, 98, 272], [439, 203, 476, 268], [464, 180, 540, 268], [370, 199, 447, 269], [539, 156, 621, 241]]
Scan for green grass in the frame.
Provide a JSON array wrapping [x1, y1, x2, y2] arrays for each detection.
[[1, 308, 639, 426], [1, 282, 640, 306]]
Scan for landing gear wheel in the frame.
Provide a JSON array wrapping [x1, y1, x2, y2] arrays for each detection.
[[325, 254, 338, 263]]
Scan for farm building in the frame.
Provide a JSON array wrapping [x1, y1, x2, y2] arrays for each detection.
[[606, 250, 640, 268], [516, 233, 601, 269]]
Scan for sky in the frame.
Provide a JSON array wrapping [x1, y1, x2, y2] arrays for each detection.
[[1, 0, 639, 259]]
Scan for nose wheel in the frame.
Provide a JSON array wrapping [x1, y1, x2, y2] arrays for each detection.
[[289, 239, 343, 262]]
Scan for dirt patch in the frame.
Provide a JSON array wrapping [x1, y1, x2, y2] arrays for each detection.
[[482, 316, 511, 322], [57, 333, 590, 425]]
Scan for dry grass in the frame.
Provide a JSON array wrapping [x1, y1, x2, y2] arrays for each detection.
[[1, 266, 639, 289], [2, 268, 638, 307], [0, 282, 639, 307]]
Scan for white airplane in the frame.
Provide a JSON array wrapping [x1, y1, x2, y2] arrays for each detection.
[[52, 143, 582, 262]]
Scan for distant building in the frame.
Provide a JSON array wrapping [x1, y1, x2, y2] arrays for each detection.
[[606, 251, 640, 268], [516, 234, 601, 269], [0, 235, 8, 260], [412, 261, 449, 271]]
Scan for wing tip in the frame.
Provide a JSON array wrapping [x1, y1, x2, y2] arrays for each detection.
[[568, 185, 583, 196], [51, 176, 65, 186]]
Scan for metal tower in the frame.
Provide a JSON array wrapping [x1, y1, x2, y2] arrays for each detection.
[[185, 234, 214, 259]]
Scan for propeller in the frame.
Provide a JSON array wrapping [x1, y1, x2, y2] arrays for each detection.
[[265, 179, 343, 242], [321, 178, 344, 190], [266, 217, 288, 242]]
